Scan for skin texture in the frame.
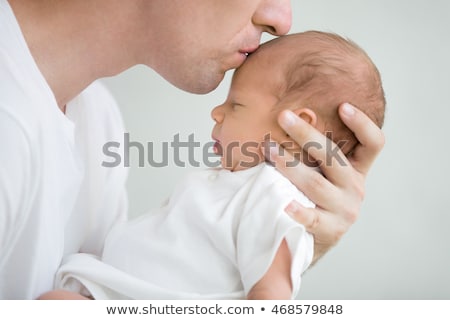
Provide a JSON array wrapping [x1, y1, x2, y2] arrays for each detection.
[[9, 0, 292, 107], [212, 32, 384, 298], [38, 290, 91, 300], [272, 105, 384, 264], [7, 0, 385, 297], [248, 240, 292, 300], [210, 49, 311, 171], [140, 0, 292, 94]]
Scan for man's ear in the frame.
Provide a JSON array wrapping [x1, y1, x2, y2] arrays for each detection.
[[293, 108, 317, 127]]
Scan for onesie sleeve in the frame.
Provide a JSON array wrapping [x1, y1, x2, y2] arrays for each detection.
[[236, 166, 314, 298]]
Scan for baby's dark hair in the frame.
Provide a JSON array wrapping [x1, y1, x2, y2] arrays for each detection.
[[274, 31, 386, 155]]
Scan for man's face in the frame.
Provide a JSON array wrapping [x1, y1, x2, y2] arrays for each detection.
[[143, 0, 292, 94]]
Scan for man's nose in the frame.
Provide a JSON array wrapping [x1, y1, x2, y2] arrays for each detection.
[[253, 0, 292, 36]]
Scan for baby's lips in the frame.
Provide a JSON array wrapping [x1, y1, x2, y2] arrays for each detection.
[[213, 141, 223, 155]]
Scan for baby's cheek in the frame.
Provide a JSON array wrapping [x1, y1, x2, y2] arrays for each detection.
[[238, 144, 264, 168]]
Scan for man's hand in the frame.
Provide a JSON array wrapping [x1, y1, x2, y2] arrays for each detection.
[[264, 103, 385, 264]]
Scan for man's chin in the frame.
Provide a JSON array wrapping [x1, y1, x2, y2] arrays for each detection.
[[174, 73, 224, 95]]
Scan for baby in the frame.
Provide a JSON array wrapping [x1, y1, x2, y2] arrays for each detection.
[[55, 31, 385, 300]]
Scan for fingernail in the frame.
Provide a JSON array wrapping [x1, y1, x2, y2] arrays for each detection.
[[342, 103, 355, 116], [280, 110, 297, 127], [285, 201, 299, 215]]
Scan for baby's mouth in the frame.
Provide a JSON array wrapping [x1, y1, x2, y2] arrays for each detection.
[[213, 140, 223, 156]]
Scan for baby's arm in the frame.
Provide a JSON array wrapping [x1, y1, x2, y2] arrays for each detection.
[[38, 290, 91, 300], [247, 239, 292, 300]]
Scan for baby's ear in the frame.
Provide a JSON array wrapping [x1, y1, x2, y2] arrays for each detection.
[[292, 108, 317, 127]]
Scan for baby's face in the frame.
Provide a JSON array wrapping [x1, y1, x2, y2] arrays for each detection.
[[211, 51, 293, 171]]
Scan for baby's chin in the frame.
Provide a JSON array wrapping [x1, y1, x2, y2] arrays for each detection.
[[220, 155, 264, 172]]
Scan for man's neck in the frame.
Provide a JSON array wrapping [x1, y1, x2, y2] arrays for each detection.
[[8, 0, 145, 110]]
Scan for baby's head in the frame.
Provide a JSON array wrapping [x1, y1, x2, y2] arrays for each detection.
[[211, 31, 385, 171]]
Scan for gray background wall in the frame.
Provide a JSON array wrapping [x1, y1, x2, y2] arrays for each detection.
[[101, 0, 450, 299]]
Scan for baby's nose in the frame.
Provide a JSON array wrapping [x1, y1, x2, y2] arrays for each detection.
[[211, 105, 225, 123]]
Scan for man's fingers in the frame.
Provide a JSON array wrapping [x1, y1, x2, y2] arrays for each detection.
[[285, 200, 321, 232], [277, 109, 352, 186], [262, 141, 345, 209], [339, 103, 385, 175], [285, 200, 347, 244]]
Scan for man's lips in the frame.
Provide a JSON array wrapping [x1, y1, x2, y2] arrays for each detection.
[[229, 46, 258, 69], [237, 46, 259, 64], [239, 46, 259, 56]]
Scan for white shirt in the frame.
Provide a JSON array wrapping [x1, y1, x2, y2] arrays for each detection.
[[0, 0, 128, 299], [56, 164, 313, 299]]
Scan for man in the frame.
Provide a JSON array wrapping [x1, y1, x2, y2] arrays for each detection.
[[0, 0, 384, 299]]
